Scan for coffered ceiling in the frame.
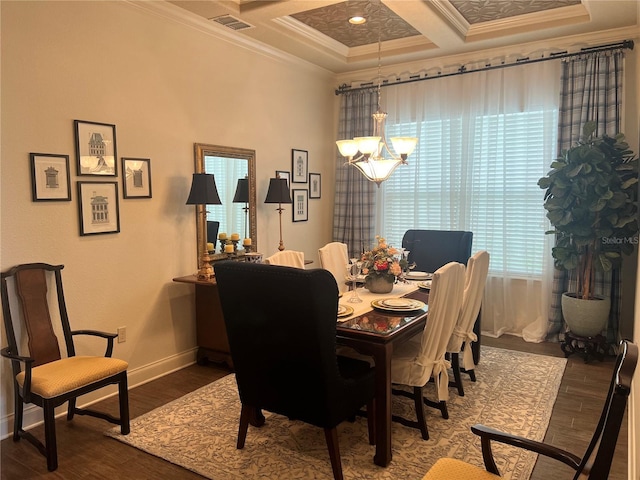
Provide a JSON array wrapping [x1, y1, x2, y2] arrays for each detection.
[[166, 0, 638, 74]]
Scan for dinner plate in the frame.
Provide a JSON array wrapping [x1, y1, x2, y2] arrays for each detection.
[[380, 298, 422, 308], [405, 271, 433, 280], [371, 298, 426, 312], [337, 304, 354, 319], [417, 280, 432, 290]]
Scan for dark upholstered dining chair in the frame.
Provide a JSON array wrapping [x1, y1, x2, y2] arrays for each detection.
[[214, 261, 376, 480], [422, 340, 637, 480], [207, 220, 220, 251], [401, 229, 479, 364], [1, 263, 130, 471], [401, 229, 473, 274]]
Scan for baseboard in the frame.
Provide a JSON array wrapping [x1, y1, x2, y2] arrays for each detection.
[[0, 348, 198, 440]]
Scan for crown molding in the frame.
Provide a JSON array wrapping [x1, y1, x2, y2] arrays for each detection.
[[122, 0, 333, 76]]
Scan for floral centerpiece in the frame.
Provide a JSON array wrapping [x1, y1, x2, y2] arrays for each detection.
[[361, 236, 406, 293]]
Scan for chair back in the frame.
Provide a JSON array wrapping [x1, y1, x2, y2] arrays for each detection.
[[1, 263, 71, 371], [318, 242, 349, 293], [447, 251, 490, 368], [264, 250, 305, 268], [576, 340, 637, 480], [206, 220, 220, 250], [402, 230, 472, 273], [415, 261, 465, 399], [214, 261, 364, 428]]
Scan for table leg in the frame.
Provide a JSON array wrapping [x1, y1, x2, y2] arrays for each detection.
[[371, 344, 393, 467]]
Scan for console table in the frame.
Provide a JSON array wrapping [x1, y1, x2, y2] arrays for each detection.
[[172, 275, 233, 369]]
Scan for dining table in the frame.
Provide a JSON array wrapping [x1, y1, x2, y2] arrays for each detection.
[[335, 279, 430, 467]]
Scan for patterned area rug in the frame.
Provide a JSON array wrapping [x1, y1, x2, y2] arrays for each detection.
[[107, 347, 566, 480]]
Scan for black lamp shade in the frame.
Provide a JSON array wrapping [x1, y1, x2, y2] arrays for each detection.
[[232, 177, 249, 203], [186, 173, 222, 205], [264, 178, 291, 204]]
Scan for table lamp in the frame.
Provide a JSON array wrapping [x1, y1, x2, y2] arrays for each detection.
[[264, 177, 291, 251], [186, 173, 222, 279], [233, 176, 249, 240]]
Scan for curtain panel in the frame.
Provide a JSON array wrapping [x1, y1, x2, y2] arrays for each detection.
[[547, 50, 625, 343], [332, 89, 378, 257], [373, 60, 562, 342]]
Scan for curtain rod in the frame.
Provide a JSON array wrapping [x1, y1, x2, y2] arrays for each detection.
[[335, 39, 634, 95]]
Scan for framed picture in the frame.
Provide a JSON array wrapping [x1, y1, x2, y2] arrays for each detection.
[[122, 157, 152, 198], [275, 170, 290, 189], [309, 173, 321, 199], [30, 153, 71, 201], [74, 120, 117, 176], [292, 189, 308, 222], [77, 181, 120, 236], [291, 149, 308, 183]]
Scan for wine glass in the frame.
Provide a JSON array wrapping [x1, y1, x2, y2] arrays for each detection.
[[346, 259, 362, 303]]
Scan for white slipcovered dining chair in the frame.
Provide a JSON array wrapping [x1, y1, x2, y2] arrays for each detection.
[[390, 261, 465, 440], [264, 250, 305, 268], [318, 242, 349, 294], [447, 250, 490, 396]]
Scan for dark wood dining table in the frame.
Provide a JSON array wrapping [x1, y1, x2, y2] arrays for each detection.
[[336, 287, 429, 467]]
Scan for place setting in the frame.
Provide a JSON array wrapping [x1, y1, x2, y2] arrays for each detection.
[[370, 297, 426, 312], [337, 304, 354, 321], [404, 271, 433, 281]]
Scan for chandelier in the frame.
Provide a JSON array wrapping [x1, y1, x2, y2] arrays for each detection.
[[335, 11, 418, 186]]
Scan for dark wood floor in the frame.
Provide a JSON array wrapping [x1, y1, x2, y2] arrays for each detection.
[[1, 336, 627, 479]]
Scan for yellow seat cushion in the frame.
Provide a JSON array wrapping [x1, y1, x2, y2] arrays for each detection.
[[16, 356, 128, 399], [422, 458, 500, 480]]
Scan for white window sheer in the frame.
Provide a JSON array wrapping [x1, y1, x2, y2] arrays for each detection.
[[375, 61, 561, 341]]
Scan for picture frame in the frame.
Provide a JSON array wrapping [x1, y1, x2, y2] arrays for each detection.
[[292, 189, 308, 222], [74, 120, 117, 176], [275, 170, 290, 189], [122, 157, 152, 198], [77, 181, 120, 236], [291, 149, 308, 183], [309, 173, 321, 199], [30, 153, 71, 201]]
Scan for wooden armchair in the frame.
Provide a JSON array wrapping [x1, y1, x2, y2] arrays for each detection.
[[1, 263, 130, 471], [422, 340, 637, 480]]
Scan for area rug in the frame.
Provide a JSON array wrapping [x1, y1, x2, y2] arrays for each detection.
[[106, 347, 566, 480]]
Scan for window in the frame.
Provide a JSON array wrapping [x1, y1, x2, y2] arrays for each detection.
[[377, 109, 558, 277]]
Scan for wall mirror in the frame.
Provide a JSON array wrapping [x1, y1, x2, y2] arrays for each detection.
[[194, 143, 257, 264]]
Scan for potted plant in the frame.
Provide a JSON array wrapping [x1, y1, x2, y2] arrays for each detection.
[[538, 121, 638, 337]]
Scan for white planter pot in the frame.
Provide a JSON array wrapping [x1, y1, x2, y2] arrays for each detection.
[[561, 293, 610, 338]]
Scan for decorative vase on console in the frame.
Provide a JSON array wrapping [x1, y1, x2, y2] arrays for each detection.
[[361, 236, 404, 294]]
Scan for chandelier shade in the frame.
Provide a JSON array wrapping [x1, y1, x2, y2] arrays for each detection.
[[336, 105, 418, 186]]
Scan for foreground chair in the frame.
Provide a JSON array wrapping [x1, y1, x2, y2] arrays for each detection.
[[1, 263, 130, 471], [447, 250, 490, 396], [318, 242, 349, 294], [423, 340, 637, 479], [390, 261, 465, 440], [264, 249, 305, 268], [215, 261, 376, 480]]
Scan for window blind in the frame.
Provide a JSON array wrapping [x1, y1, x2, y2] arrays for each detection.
[[379, 109, 558, 277]]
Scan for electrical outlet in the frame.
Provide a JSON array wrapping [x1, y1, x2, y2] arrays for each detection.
[[117, 326, 126, 343]]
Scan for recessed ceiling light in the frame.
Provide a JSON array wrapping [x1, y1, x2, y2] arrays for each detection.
[[349, 15, 367, 25]]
